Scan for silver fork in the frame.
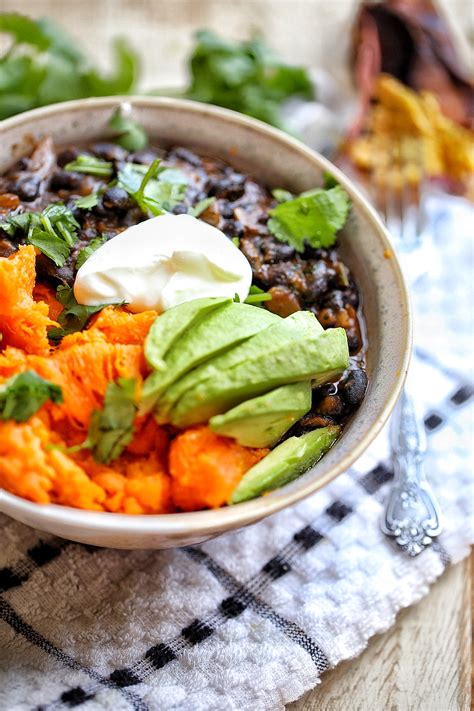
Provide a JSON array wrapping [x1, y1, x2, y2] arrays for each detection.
[[372, 144, 443, 556]]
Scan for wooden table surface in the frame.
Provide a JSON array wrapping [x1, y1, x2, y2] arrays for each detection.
[[2, 1, 472, 708]]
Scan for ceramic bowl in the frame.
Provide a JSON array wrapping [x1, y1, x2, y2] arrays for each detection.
[[0, 97, 411, 548]]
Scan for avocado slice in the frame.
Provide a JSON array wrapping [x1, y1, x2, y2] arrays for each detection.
[[156, 310, 321, 422], [144, 296, 231, 371], [141, 302, 278, 412], [170, 327, 349, 427], [229, 425, 340, 504], [209, 382, 312, 447]]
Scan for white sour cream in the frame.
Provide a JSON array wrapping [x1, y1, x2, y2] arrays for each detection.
[[74, 214, 252, 313]]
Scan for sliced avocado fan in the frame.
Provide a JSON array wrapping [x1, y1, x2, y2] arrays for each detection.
[[169, 326, 348, 427], [229, 425, 340, 504], [209, 381, 312, 448], [141, 301, 278, 413], [156, 310, 321, 422]]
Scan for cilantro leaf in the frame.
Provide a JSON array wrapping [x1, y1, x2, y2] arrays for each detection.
[[75, 235, 108, 270], [185, 30, 313, 130], [267, 185, 350, 252], [70, 378, 137, 464], [117, 160, 187, 216], [74, 192, 100, 210], [108, 106, 148, 151], [272, 188, 293, 203], [0, 370, 63, 423], [65, 155, 113, 177], [187, 196, 216, 217], [48, 285, 118, 342]]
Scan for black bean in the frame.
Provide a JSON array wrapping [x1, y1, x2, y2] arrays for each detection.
[[315, 395, 344, 417], [10, 175, 41, 201], [50, 170, 84, 192], [220, 201, 235, 219], [303, 261, 335, 300], [92, 142, 128, 162], [170, 147, 202, 167], [171, 204, 187, 215], [222, 219, 245, 239], [102, 186, 132, 211], [56, 147, 81, 167], [314, 383, 338, 398], [347, 331, 361, 354], [263, 238, 296, 262], [340, 369, 368, 408], [207, 175, 246, 200], [128, 149, 160, 165], [323, 289, 346, 310]]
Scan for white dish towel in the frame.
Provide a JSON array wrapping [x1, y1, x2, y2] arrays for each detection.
[[0, 195, 473, 711]]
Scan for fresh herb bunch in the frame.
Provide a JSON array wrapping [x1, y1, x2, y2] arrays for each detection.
[[0, 203, 80, 266], [0, 13, 138, 120], [185, 30, 314, 129]]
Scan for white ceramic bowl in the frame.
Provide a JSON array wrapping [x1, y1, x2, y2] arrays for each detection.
[[0, 97, 411, 548]]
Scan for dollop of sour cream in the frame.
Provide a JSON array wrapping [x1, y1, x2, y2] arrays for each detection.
[[74, 214, 252, 313]]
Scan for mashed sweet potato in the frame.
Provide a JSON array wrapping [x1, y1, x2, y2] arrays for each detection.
[[169, 425, 268, 511]]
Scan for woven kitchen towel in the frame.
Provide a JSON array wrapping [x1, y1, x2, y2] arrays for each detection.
[[0, 195, 473, 710]]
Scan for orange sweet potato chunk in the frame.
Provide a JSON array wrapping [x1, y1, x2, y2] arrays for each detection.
[[169, 425, 268, 511], [0, 246, 57, 355]]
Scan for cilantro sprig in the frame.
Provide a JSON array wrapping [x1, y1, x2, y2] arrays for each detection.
[[48, 285, 120, 342], [65, 155, 113, 177], [268, 185, 351, 252], [0, 370, 63, 422], [0, 203, 79, 266], [69, 378, 137, 464], [117, 159, 187, 216], [108, 106, 148, 152], [187, 196, 216, 218]]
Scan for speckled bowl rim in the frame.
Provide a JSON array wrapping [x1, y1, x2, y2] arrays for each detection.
[[0, 96, 412, 542]]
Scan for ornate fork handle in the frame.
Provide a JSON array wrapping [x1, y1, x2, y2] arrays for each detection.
[[381, 388, 443, 556]]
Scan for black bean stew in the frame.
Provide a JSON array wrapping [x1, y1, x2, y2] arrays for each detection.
[[0, 138, 368, 431]]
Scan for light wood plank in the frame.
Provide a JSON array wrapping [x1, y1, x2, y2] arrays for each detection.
[[289, 557, 471, 711]]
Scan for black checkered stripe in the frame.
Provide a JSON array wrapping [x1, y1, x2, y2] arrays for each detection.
[[1, 380, 470, 709]]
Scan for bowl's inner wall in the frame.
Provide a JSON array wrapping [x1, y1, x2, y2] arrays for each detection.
[[0, 98, 409, 518]]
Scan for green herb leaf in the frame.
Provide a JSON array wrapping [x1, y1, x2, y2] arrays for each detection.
[[1, 203, 80, 267], [185, 30, 313, 130], [65, 154, 113, 177], [75, 235, 108, 270], [272, 188, 293, 203], [267, 185, 350, 252], [187, 196, 216, 218], [117, 160, 187, 216], [108, 106, 148, 151], [71, 378, 137, 464], [74, 192, 100, 210], [48, 285, 118, 342], [0, 370, 63, 423]]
